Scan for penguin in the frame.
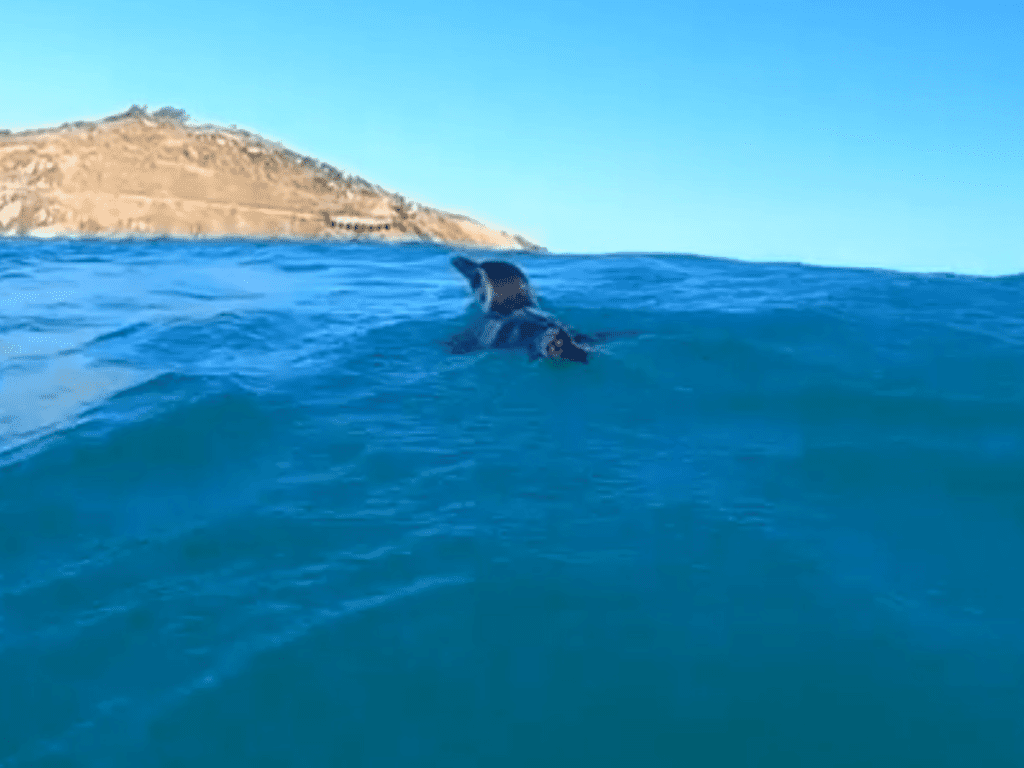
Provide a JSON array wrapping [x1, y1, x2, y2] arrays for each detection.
[[448, 255, 606, 363]]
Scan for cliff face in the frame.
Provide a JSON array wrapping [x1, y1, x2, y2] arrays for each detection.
[[0, 107, 541, 250]]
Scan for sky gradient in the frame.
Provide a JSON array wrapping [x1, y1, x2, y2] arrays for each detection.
[[3, 0, 1022, 275]]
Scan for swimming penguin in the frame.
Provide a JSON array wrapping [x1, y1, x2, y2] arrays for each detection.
[[448, 255, 612, 363]]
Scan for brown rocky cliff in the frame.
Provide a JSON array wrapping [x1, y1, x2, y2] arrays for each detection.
[[0, 107, 541, 250]]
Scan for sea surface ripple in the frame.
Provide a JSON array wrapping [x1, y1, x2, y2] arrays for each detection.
[[1, 238, 1023, 767]]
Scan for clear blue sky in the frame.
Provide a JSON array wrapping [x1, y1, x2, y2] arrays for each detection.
[[2, 0, 1022, 275]]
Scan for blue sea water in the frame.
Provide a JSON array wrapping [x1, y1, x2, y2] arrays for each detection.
[[1, 238, 1023, 767]]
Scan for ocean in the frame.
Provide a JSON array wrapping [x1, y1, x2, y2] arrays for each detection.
[[1, 238, 1022, 767]]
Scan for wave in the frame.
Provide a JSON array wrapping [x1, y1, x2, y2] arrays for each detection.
[[3, 241, 1024, 766]]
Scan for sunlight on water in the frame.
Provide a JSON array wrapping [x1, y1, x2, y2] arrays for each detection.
[[1, 354, 139, 441]]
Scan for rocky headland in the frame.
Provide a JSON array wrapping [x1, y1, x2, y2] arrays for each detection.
[[0, 106, 541, 250]]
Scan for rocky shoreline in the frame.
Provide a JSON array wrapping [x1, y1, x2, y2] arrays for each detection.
[[0, 106, 541, 250]]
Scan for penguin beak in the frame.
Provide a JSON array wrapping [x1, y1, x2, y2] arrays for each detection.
[[451, 255, 480, 281]]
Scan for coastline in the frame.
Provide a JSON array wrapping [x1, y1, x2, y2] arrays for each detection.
[[0, 106, 542, 251]]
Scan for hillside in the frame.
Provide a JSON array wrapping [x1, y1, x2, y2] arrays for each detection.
[[0, 106, 541, 250]]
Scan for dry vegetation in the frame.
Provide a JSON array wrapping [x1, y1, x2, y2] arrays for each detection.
[[0, 106, 541, 250]]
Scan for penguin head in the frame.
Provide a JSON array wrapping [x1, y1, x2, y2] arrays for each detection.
[[452, 256, 537, 315], [478, 261, 537, 315]]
